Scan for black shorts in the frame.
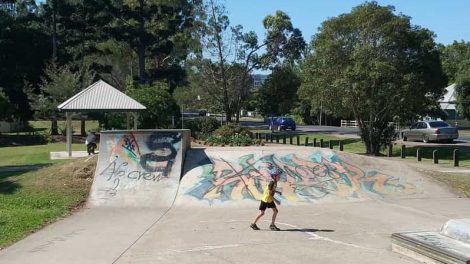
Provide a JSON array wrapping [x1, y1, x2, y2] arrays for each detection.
[[259, 201, 276, 211]]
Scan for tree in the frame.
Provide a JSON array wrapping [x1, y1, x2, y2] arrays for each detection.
[[258, 66, 300, 116], [0, 87, 14, 121], [84, 39, 137, 91], [439, 41, 470, 83], [105, 0, 196, 85], [194, 0, 306, 122], [127, 81, 180, 129], [440, 41, 470, 121], [40, 0, 109, 64], [0, 1, 50, 120], [173, 61, 222, 114], [299, 2, 447, 155], [455, 65, 470, 120], [27, 63, 94, 135]]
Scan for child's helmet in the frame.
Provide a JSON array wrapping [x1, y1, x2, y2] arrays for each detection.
[[267, 165, 282, 178]]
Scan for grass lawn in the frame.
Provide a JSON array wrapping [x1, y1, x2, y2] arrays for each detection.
[[251, 130, 470, 167], [28, 120, 100, 135], [0, 143, 91, 166], [253, 130, 366, 153], [0, 157, 95, 249], [390, 144, 470, 167]]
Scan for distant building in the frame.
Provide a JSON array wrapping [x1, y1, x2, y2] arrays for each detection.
[[0, 1, 16, 16], [251, 74, 268, 90], [439, 83, 458, 120]]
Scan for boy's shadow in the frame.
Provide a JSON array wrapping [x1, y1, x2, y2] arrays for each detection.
[[281, 228, 335, 233]]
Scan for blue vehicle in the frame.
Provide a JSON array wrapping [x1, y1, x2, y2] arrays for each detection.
[[268, 116, 296, 131]]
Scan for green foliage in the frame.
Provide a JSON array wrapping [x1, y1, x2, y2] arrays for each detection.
[[456, 67, 470, 120], [290, 114, 305, 126], [194, 1, 306, 122], [258, 66, 300, 116], [27, 63, 93, 120], [205, 124, 253, 146], [127, 82, 179, 129], [299, 2, 447, 155], [262, 10, 306, 65], [105, 0, 195, 84], [0, 3, 50, 120], [184, 117, 220, 139], [0, 87, 14, 121], [439, 41, 470, 83], [291, 100, 315, 125], [102, 113, 127, 130]]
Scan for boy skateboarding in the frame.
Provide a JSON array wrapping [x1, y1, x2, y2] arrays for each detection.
[[250, 163, 282, 231]]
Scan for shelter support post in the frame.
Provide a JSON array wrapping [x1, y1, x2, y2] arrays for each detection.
[[132, 113, 138, 130], [66, 112, 73, 157], [126, 113, 131, 130]]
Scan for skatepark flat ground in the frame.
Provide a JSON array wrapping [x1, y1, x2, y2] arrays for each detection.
[[2, 131, 470, 264], [3, 196, 470, 263]]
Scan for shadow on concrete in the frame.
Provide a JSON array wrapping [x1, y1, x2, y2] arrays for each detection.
[[281, 228, 335, 233], [181, 148, 211, 180]]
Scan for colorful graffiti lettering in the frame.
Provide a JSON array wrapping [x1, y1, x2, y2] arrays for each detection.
[[98, 132, 181, 194], [185, 152, 415, 203]]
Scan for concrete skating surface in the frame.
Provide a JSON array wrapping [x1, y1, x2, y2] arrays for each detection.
[[1, 142, 470, 264]]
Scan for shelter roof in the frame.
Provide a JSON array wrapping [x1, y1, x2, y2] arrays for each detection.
[[57, 80, 146, 112]]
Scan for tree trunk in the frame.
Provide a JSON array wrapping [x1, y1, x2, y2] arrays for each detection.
[[51, 117, 59, 135], [51, 0, 57, 60], [80, 117, 86, 136], [224, 107, 232, 123], [208, 0, 230, 123], [137, 0, 146, 83]]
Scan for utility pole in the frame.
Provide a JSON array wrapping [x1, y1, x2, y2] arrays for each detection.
[[181, 104, 184, 129], [319, 101, 323, 126]]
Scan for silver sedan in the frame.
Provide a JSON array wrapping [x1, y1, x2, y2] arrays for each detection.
[[402, 121, 459, 143]]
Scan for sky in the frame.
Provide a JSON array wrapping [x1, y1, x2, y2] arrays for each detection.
[[225, 0, 470, 45]]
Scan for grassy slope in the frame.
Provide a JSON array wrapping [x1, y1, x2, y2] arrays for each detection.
[[426, 171, 470, 198], [0, 142, 96, 248], [0, 158, 95, 249]]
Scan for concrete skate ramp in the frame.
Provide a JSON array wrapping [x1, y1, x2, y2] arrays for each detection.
[[178, 146, 448, 206], [88, 129, 190, 208]]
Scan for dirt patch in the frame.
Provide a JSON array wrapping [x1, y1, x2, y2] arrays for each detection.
[[60, 157, 96, 179], [59, 157, 97, 179]]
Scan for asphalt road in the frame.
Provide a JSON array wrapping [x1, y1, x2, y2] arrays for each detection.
[[240, 120, 470, 146]]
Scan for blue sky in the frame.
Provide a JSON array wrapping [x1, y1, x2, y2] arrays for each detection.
[[225, 0, 470, 45]]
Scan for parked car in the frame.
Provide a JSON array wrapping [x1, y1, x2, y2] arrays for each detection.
[[402, 120, 458, 143], [268, 116, 296, 131]]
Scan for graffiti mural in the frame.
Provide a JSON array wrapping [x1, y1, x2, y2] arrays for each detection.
[[185, 152, 415, 203], [97, 131, 181, 196]]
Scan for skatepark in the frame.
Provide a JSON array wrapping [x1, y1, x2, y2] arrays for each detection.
[[1, 130, 470, 264]]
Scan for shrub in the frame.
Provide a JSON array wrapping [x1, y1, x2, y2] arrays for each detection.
[[184, 117, 220, 139], [205, 124, 254, 146], [38, 130, 52, 143], [213, 123, 252, 138]]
